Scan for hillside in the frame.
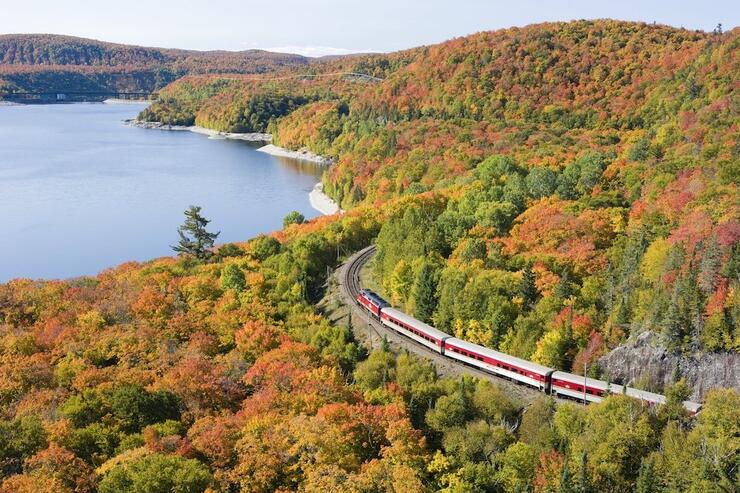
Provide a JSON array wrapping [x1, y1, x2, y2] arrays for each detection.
[[140, 20, 739, 385], [0, 19, 738, 492], [0, 34, 310, 95], [0, 200, 737, 492]]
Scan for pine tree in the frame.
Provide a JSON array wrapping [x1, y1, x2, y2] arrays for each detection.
[[559, 458, 574, 493], [699, 236, 721, 295], [413, 260, 439, 323], [555, 270, 572, 302], [636, 456, 657, 493], [520, 263, 538, 312], [663, 283, 684, 351], [283, 210, 305, 228], [562, 307, 577, 370], [380, 335, 390, 352], [172, 206, 220, 261], [577, 451, 591, 493]]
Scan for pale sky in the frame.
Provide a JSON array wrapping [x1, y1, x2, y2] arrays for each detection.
[[1, 0, 737, 56]]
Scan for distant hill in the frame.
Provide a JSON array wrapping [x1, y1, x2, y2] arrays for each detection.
[[0, 34, 310, 96]]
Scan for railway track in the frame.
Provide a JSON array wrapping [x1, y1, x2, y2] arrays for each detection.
[[337, 244, 550, 403], [336, 246, 703, 413], [343, 245, 376, 300]]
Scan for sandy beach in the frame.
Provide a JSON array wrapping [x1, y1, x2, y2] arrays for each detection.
[[257, 144, 333, 165], [309, 182, 341, 215]]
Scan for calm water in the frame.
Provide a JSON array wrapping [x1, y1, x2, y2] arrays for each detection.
[[0, 103, 323, 281]]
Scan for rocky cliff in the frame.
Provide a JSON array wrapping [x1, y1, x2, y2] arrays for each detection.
[[598, 331, 739, 401]]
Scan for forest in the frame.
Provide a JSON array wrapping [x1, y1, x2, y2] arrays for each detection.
[[1, 19, 738, 492], [0, 34, 310, 95], [0, 204, 737, 492], [141, 20, 739, 379]]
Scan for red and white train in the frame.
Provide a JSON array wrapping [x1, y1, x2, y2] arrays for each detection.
[[356, 289, 702, 414]]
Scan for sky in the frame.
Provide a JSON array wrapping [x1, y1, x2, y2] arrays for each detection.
[[1, 0, 737, 56]]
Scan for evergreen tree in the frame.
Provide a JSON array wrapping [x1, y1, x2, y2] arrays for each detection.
[[555, 270, 572, 302], [658, 379, 691, 428], [663, 285, 684, 350], [283, 210, 306, 228], [698, 236, 721, 295], [520, 263, 538, 312], [413, 260, 439, 323], [559, 458, 574, 493], [380, 335, 390, 352], [172, 206, 219, 261], [636, 456, 657, 493], [723, 242, 739, 282], [577, 451, 591, 493], [562, 307, 577, 371]]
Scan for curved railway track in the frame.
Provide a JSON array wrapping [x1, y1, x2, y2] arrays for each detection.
[[338, 244, 550, 402], [337, 245, 702, 413]]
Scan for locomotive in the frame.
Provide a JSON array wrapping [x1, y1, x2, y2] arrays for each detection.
[[356, 289, 701, 414]]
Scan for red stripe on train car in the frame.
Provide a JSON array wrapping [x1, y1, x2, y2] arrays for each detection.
[[445, 343, 546, 381], [383, 313, 442, 346], [551, 379, 606, 397]]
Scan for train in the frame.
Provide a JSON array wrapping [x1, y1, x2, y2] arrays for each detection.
[[356, 289, 702, 414]]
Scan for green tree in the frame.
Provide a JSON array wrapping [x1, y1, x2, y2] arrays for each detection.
[[635, 456, 656, 493], [389, 259, 414, 305], [698, 236, 721, 295], [560, 458, 574, 493], [426, 383, 472, 433], [527, 166, 558, 198], [220, 263, 246, 292], [520, 263, 538, 312], [519, 397, 557, 451], [172, 205, 220, 261], [555, 270, 573, 302], [283, 210, 306, 228], [497, 442, 537, 492], [412, 259, 440, 323], [98, 453, 212, 493], [575, 395, 657, 491], [108, 384, 180, 433], [475, 200, 519, 234], [0, 415, 48, 476], [442, 420, 514, 464], [353, 350, 396, 392], [250, 235, 281, 260], [657, 379, 691, 428], [577, 451, 591, 493], [64, 422, 120, 466]]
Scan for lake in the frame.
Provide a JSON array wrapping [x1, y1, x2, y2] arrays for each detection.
[[0, 103, 324, 282]]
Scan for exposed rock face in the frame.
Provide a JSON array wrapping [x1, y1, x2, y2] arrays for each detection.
[[598, 331, 740, 401]]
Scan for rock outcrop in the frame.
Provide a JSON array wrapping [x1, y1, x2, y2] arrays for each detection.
[[598, 331, 739, 401]]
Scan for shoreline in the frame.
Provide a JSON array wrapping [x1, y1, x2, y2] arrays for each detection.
[[103, 98, 152, 105], [125, 119, 272, 142], [129, 119, 340, 216], [256, 143, 333, 166], [309, 182, 342, 216]]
